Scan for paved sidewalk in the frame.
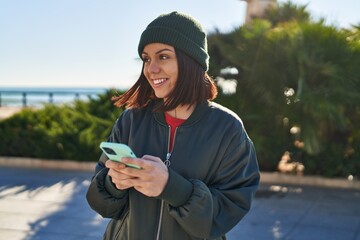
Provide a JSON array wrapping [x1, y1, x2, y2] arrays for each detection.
[[0, 166, 359, 240], [228, 185, 360, 240], [0, 167, 109, 240]]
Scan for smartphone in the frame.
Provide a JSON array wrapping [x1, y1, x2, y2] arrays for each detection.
[[99, 142, 141, 169]]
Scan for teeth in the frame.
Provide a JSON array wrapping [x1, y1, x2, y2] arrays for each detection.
[[153, 78, 167, 85]]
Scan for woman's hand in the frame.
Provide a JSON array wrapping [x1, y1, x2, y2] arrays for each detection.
[[105, 155, 169, 197], [106, 160, 134, 190]]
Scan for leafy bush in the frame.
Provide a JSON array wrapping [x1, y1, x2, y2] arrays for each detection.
[[208, 3, 360, 178], [0, 89, 123, 161]]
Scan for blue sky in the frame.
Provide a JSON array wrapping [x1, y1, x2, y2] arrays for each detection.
[[0, 0, 359, 89]]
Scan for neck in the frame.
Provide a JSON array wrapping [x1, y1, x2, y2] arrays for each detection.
[[166, 104, 195, 120]]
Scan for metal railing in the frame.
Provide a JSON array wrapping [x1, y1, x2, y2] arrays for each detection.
[[0, 90, 102, 107]]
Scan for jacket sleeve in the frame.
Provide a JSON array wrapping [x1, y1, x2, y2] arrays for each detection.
[[86, 154, 130, 219], [86, 114, 131, 219], [158, 131, 260, 239]]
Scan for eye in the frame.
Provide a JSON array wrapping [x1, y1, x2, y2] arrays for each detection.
[[142, 56, 150, 63], [159, 54, 169, 60]]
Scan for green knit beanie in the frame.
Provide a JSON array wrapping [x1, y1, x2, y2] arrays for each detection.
[[138, 11, 209, 71]]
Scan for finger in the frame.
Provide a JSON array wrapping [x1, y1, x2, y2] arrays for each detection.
[[115, 181, 133, 190], [121, 157, 147, 169], [107, 168, 122, 180], [141, 155, 168, 168], [117, 177, 142, 190], [118, 165, 145, 179], [121, 156, 164, 169], [108, 171, 135, 190], [105, 159, 127, 170], [141, 155, 163, 163]]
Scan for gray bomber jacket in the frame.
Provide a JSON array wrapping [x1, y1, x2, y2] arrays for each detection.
[[86, 100, 260, 240]]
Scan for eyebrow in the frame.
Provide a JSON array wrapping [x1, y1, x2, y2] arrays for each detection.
[[142, 48, 175, 55]]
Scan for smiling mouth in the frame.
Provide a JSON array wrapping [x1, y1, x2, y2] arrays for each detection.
[[153, 78, 168, 86]]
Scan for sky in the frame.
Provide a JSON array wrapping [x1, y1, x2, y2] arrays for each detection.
[[0, 0, 359, 89]]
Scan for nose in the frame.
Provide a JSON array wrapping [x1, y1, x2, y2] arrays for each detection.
[[147, 59, 160, 74]]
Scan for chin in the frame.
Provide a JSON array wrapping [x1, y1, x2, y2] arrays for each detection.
[[154, 92, 169, 99]]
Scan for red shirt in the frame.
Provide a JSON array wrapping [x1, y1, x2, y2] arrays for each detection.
[[165, 113, 185, 152]]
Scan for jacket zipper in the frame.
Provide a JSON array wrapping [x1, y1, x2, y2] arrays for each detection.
[[155, 126, 178, 240]]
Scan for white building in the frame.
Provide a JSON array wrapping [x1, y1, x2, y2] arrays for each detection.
[[241, 0, 277, 23]]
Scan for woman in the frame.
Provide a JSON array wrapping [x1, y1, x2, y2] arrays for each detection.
[[86, 11, 260, 240]]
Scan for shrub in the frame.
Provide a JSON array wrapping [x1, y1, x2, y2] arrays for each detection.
[[0, 89, 123, 161]]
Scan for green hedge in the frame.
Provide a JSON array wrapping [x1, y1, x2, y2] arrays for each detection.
[[0, 89, 122, 161], [1, 89, 359, 178]]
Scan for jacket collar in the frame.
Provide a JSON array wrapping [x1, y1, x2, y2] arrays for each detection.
[[153, 101, 209, 127]]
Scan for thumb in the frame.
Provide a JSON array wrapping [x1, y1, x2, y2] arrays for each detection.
[[141, 155, 162, 163]]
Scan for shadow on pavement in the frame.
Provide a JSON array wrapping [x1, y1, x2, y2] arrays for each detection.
[[0, 167, 109, 240], [1, 166, 360, 240]]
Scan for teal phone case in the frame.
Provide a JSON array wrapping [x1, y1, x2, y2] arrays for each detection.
[[100, 142, 141, 169]]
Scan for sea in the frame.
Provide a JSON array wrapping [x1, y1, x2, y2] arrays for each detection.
[[0, 87, 111, 107]]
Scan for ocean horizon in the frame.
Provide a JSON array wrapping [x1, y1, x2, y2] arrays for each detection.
[[0, 86, 118, 107]]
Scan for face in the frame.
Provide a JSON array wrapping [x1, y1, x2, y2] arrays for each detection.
[[142, 43, 178, 100]]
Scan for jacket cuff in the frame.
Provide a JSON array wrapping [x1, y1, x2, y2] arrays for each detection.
[[157, 168, 193, 207], [104, 174, 128, 199]]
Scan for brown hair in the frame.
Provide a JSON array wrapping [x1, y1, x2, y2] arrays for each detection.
[[112, 49, 217, 112]]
